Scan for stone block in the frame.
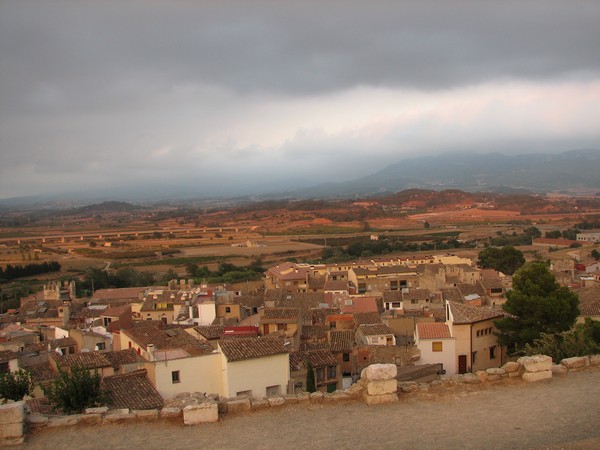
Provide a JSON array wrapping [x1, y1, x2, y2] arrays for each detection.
[[109, 408, 130, 415], [522, 370, 552, 382], [0, 422, 23, 440], [362, 393, 398, 405], [325, 392, 352, 403], [366, 379, 397, 396], [26, 413, 49, 430], [475, 371, 488, 383], [309, 392, 324, 404], [183, 403, 218, 425], [561, 356, 589, 370], [102, 412, 136, 425], [463, 373, 481, 384], [0, 401, 25, 424], [227, 398, 251, 414], [508, 371, 521, 378], [251, 398, 269, 411], [85, 406, 108, 415], [486, 374, 501, 381], [518, 355, 552, 373], [589, 355, 600, 366], [296, 393, 310, 405], [345, 382, 364, 398], [48, 414, 101, 428], [160, 407, 182, 419], [399, 382, 418, 393], [502, 361, 521, 373], [267, 396, 285, 407], [361, 364, 397, 381], [486, 368, 506, 376], [552, 364, 568, 376], [133, 409, 159, 420], [283, 395, 298, 404], [217, 399, 228, 414]]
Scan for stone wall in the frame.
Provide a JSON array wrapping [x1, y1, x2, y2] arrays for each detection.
[[12, 355, 600, 441], [0, 401, 25, 445]]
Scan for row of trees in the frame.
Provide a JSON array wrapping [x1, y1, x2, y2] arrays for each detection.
[[185, 260, 266, 284], [0, 261, 61, 283]]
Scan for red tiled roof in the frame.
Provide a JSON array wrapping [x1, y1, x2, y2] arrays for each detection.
[[102, 369, 164, 410], [219, 337, 287, 362], [417, 322, 452, 339], [329, 330, 355, 352], [447, 301, 503, 324], [358, 323, 395, 336]]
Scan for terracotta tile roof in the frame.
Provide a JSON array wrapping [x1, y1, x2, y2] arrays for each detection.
[[301, 325, 327, 340], [124, 322, 213, 354], [341, 297, 379, 314], [441, 288, 464, 302], [402, 288, 432, 301], [358, 323, 395, 336], [308, 275, 326, 290], [447, 301, 503, 324], [102, 369, 164, 410], [92, 287, 147, 302], [289, 349, 337, 372], [417, 322, 452, 340], [25, 362, 56, 382], [575, 287, 600, 316], [195, 325, 225, 340], [383, 291, 403, 302], [311, 307, 340, 324], [219, 337, 288, 362], [279, 292, 327, 310], [353, 312, 382, 325], [104, 348, 145, 370], [300, 342, 331, 351], [49, 337, 78, 350], [261, 308, 301, 320], [323, 280, 349, 291], [456, 283, 486, 298], [0, 350, 17, 362], [480, 277, 505, 290], [328, 330, 355, 352], [212, 317, 239, 327], [53, 351, 113, 370], [352, 266, 418, 276]]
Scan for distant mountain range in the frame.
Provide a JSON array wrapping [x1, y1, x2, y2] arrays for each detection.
[[1, 149, 599, 209], [292, 149, 600, 198]]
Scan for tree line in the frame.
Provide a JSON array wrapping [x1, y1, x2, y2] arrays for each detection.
[[0, 261, 61, 283]]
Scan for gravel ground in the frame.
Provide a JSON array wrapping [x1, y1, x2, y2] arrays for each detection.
[[23, 369, 600, 450]]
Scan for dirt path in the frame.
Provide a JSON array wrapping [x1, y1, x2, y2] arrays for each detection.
[[24, 369, 600, 450]]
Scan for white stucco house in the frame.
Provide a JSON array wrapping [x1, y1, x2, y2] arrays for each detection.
[[414, 322, 456, 377]]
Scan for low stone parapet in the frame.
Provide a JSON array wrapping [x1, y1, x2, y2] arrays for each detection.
[[183, 402, 218, 425], [560, 356, 589, 371], [360, 364, 398, 405], [518, 355, 552, 373], [0, 401, 25, 445]]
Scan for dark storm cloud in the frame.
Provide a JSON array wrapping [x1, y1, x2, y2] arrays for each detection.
[[1, 0, 599, 198]]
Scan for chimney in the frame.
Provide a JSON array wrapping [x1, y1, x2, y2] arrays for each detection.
[[147, 344, 156, 362]]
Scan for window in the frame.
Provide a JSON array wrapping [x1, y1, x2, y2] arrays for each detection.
[[327, 365, 336, 379], [171, 370, 180, 384], [432, 341, 443, 352], [472, 351, 477, 364], [390, 281, 398, 290], [266, 385, 280, 397], [236, 390, 252, 397], [225, 307, 231, 313], [342, 353, 350, 362], [358, 283, 367, 294], [316, 368, 325, 383], [96, 342, 106, 351], [489, 346, 496, 359], [411, 299, 418, 304], [392, 302, 401, 308], [0, 362, 8, 374]]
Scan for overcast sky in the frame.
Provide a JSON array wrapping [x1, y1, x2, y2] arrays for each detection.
[[1, 0, 599, 200]]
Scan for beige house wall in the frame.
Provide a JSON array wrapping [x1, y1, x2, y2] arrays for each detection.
[[220, 352, 289, 398], [144, 353, 223, 399]]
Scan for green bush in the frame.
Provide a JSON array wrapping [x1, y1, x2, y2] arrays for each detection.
[[0, 369, 34, 403], [44, 365, 104, 414]]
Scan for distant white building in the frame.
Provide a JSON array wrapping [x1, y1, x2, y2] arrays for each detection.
[[577, 232, 600, 243]]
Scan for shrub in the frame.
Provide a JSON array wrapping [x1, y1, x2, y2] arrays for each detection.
[[0, 369, 34, 403], [44, 365, 104, 414]]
